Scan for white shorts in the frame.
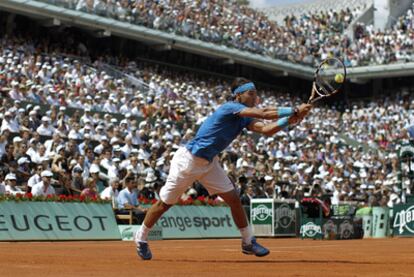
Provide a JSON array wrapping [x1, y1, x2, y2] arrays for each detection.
[[159, 146, 234, 205]]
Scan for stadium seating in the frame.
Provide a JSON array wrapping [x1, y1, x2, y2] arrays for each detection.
[[33, 0, 368, 66], [0, 26, 410, 209]]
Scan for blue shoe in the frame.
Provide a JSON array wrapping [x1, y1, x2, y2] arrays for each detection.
[[137, 241, 152, 260], [242, 237, 270, 257]]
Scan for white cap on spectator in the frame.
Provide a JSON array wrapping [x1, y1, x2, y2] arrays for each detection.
[[41, 116, 50, 122], [13, 136, 23, 143], [110, 137, 119, 145], [56, 145, 65, 153], [17, 157, 30, 165], [113, 157, 121, 163], [90, 165, 100, 174], [5, 173, 17, 181], [41, 170, 53, 177], [139, 121, 147, 128]]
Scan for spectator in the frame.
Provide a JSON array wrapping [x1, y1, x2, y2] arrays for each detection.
[[81, 177, 98, 198], [0, 175, 5, 195], [5, 173, 24, 195], [31, 170, 56, 196], [240, 185, 256, 206], [100, 178, 120, 208], [117, 176, 148, 224], [27, 165, 43, 192], [71, 166, 85, 195]]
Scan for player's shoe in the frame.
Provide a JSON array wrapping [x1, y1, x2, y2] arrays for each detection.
[[241, 237, 270, 257], [137, 241, 152, 260]]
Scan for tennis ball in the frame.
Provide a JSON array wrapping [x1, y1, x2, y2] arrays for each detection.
[[334, 73, 344, 83]]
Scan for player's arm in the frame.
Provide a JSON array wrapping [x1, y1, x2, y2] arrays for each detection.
[[246, 103, 312, 136], [247, 117, 300, 136], [239, 107, 296, 120], [239, 104, 312, 120]]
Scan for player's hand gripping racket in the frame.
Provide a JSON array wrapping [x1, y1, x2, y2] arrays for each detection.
[[308, 58, 346, 104]]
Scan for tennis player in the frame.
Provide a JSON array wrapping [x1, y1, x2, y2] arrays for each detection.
[[135, 77, 312, 260]]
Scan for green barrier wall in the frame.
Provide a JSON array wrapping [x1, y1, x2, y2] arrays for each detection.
[[274, 200, 296, 236], [250, 199, 297, 237], [155, 206, 239, 239], [118, 225, 163, 241], [0, 202, 121, 241], [251, 199, 274, 236]]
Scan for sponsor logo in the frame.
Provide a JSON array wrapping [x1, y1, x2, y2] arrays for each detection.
[[121, 226, 134, 240], [252, 204, 272, 222], [393, 205, 414, 234], [300, 222, 322, 237], [275, 204, 295, 229]]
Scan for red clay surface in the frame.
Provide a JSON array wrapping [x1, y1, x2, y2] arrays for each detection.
[[0, 238, 413, 276]]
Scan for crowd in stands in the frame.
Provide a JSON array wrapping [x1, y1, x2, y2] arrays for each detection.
[[1, 30, 414, 212], [40, 0, 362, 66], [260, 0, 370, 23], [344, 5, 414, 66], [39, 0, 414, 68]]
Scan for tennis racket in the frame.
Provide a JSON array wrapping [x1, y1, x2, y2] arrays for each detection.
[[308, 58, 346, 104]]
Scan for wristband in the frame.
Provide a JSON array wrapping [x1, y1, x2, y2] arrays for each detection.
[[276, 117, 289, 129], [277, 107, 293, 117]]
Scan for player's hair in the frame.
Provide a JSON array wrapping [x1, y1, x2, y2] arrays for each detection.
[[230, 77, 252, 100]]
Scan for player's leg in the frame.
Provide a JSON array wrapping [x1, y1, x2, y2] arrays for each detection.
[[200, 158, 269, 257], [135, 147, 201, 260], [217, 189, 249, 231], [217, 189, 269, 257], [135, 200, 171, 242], [134, 200, 171, 260]]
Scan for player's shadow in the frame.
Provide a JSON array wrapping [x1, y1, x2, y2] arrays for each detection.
[[160, 259, 379, 265]]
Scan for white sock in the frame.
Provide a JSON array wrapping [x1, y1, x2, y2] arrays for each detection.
[[239, 226, 253, 245], [135, 224, 151, 244]]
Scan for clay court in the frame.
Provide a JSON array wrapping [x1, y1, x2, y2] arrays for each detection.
[[0, 238, 413, 277]]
